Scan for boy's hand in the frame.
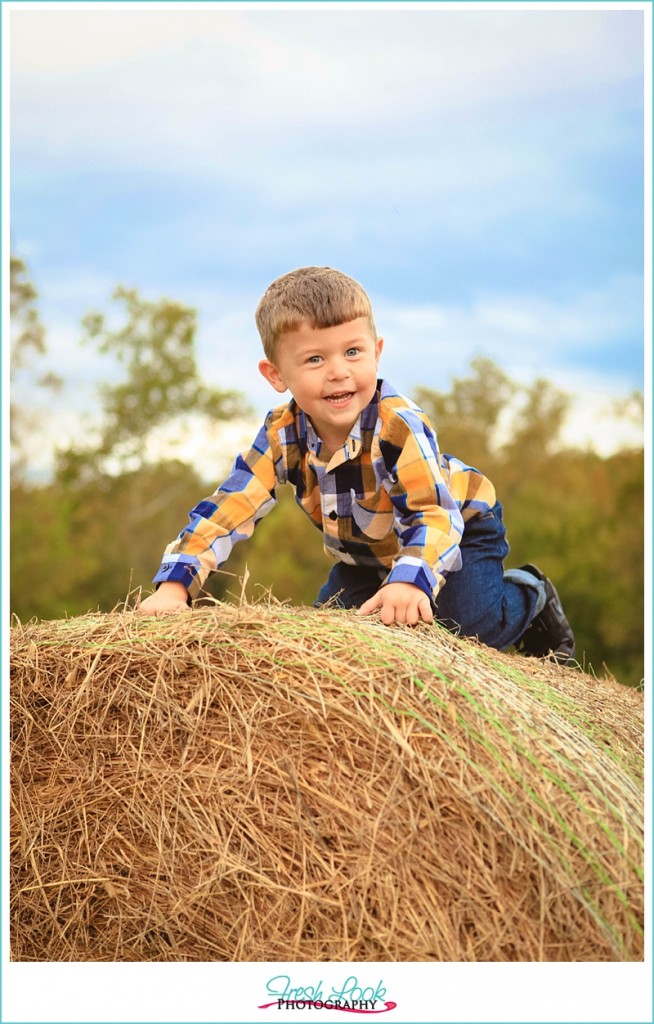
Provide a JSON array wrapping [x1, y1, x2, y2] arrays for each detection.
[[137, 581, 190, 616], [356, 582, 434, 626]]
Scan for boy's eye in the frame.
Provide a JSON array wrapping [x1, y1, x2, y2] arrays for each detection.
[[345, 347, 360, 357], [307, 355, 323, 364]]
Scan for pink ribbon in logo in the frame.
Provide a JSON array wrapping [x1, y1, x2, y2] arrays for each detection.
[[258, 1001, 397, 1014]]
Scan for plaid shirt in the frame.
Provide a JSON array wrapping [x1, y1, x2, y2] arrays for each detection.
[[154, 379, 496, 601]]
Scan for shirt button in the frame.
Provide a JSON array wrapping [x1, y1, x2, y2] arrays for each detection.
[[329, 510, 338, 520], [162, 564, 170, 570]]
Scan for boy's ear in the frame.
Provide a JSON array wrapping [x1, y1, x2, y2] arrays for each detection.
[[258, 358, 288, 393], [375, 336, 384, 364]]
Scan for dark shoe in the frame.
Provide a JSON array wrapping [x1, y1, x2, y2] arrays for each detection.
[[514, 563, 576, 665]]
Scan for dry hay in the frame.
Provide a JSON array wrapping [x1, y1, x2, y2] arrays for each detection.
[[10, 602, 644, 962]]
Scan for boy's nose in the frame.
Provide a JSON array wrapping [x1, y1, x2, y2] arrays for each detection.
[[327, 358, 350, 379]]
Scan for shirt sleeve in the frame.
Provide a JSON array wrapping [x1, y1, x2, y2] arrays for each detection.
[[382, 411, 464, 600], [153, 421, 279, 599]]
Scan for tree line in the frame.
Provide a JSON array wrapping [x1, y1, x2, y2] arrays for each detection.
[[9, 256, 645, 687]]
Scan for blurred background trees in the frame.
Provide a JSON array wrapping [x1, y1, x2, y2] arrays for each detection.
[[9, 257, 645, 686], [10, 255, 63, 482]]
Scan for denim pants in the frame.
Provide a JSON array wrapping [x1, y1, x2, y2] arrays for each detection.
[[314, 502, 544, 651]]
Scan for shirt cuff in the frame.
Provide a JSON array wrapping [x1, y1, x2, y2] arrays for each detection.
[[385, 558, 442, 601], [153, 558, 203, 600]]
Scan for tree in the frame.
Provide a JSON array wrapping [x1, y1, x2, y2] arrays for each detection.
[[9, 254, 62, 481], [414, 360, 643, 686], [414, 357, 517, 472], [58, 286, 245, 482], [11, 285, 249, 618], [10, 254, 44, 364]]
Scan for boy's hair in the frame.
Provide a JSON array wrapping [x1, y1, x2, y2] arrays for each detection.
[[255, 266, 377, 362]]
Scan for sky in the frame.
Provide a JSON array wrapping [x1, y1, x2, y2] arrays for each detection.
[[6, 1, 648, 477]]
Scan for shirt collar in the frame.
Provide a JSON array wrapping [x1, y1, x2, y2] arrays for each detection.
[[297, 383, 381, 463]]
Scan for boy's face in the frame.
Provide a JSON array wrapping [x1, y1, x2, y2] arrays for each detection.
[[258, 317, 383, 448]]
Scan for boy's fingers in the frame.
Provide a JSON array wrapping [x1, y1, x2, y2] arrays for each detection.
[[137, 599, 189, 617], [379, 602, 397, 625], [156, 603, 190, 616], [166, 601, 191, 615], [356, 593, 382, 616], [381, 597, 433, 626], [419, 599, 434, 623]]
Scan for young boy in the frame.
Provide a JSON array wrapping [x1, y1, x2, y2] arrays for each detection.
[[139, 267, 575, 663]]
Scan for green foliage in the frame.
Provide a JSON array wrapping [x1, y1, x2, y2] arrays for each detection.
[[10, 281, 246, 616], [10, 255, 45, 365], [414, 365, 644, 687], [11, 482, 89, 621], [414, 357, 571, 478], [9, 255, 62, 479], [414, 357, 516, 470], [63, 286, 244, 477], [10, 461, 211, 620]]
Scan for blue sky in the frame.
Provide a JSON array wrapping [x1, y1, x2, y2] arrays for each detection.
[[7, 2, 647, 473]]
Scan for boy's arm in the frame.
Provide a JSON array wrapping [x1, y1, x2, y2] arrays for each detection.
[[384, 413, 465, 598], [147, 420, 281, 606], [360, 409, 475, 625]]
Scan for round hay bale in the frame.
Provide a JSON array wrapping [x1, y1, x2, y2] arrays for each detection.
[[10, 603, 643, 962]]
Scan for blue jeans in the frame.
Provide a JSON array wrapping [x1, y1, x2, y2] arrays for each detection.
[[314, 502, 543, 651]]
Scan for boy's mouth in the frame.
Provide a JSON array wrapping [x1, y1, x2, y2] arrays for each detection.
[[324, 391, 354, 406]]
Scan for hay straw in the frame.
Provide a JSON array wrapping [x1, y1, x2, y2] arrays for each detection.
[[10, 602, 644, 962]]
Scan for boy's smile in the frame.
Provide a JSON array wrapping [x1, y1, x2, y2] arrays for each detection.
[[259, 317, 383, 449]]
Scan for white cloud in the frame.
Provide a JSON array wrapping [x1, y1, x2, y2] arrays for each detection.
[[10, 7, 642, 170], [11, 8, 641, 97], [561, 389, 643, 455], [373, 272, 643, 392], [141, 412, 262, 481]]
